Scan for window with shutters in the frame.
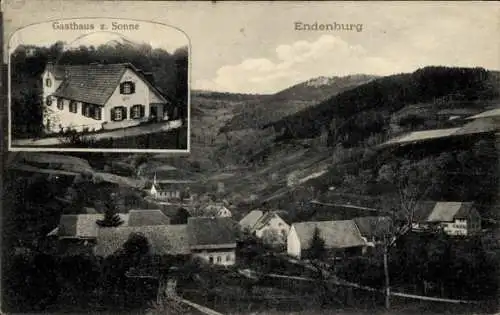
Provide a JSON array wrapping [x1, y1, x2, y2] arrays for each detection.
[[113, 107, 123, 121], [46, 96, 52, 106], [120, 81, 135, 94], [216, 256, 222, 264], [131, 105, 143, 119], [57, 98, 64, 110], [69, 101, 78, 113], [83, 103, 91, 117]]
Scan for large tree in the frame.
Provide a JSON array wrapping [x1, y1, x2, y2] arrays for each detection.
[[309, 227, 326, 260]]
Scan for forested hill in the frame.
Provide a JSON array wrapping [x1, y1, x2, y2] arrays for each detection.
[[219, 74, 377, 133], [10, 42, 188, 138], [265, 66, 500, 147]]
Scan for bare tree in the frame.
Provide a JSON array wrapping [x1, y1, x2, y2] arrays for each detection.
[[378, 157, 444, 309]]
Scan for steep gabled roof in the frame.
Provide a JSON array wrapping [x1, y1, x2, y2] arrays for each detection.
[[292, 220, 367, 250], [239, 210, 289, 232], [50, 63, 167, 106], [128, 209, 171, 227], [187, 217, 237, 248], [413, 201, 476, 223], [239, 210, 263, 230], [253, 212, 288, 231], [94, 225, 190, 258]]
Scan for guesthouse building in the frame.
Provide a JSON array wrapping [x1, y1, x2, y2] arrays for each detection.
[[41, 62, 173, 133]]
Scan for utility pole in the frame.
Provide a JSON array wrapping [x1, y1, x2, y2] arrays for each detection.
[[383, 239, 390, 309]]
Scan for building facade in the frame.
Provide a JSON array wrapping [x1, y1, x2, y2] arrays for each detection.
[[41, 62, 172, 133], [412, 201, 482, 236], [287, 220, 367, 259]]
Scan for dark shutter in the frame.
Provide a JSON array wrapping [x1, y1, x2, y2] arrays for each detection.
[[122, 107, 127, 120], [140, 105, 145, 118], [119, 83, 124, 94], [130, 82, 135, 94], [110, 108, 116, 121], [82, 103, 86, 116]]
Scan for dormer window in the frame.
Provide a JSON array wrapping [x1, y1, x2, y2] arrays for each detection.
[[46, 78, 52, 87], [120, 81, 135, 95]]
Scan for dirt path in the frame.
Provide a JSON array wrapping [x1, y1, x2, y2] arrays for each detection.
[[11, 120, 183, 147]]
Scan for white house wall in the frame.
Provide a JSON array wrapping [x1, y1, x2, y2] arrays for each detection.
[[105, 68, 165, 120], [287, 226, 301, 258], [192, 250, 236, 266], [44, 100, 104, 132], [41, 67, 168, 133], [255, 216, 290, 240]]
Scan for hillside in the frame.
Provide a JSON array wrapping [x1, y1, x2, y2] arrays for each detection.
[[219, 74, 377, 133], [266, 66, 500, 148]]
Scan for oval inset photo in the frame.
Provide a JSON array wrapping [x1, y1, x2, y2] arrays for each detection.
[[8, 18, 190, 153]]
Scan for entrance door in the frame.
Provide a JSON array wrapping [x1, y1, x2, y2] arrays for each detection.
[[150, 106, 158, 121]]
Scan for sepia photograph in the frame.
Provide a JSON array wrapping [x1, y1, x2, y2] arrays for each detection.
[[2, 1, 500, 315], [7, 18, 190, 152]]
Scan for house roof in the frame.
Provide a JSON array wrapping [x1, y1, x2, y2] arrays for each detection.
[[56, 213, 130, 239], [381, 119, 498, 147], [203, 204, 231, 216], [128, 209, 171, 227], [292, 220, 367, 250], [239, 210, 264, 230], [382, 128, 461, 146], [94, 225, 190, 258], [187, 217, 237, 248], [50, 63, 167, 106], [239, 210, 289, 231], [353, 216, 393, 239], [253, 211, 289, 231], [413, 201, 476, 223], [467, 108, 500, 120]]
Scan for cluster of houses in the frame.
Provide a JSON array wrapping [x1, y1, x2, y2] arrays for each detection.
[[46, 199, 482, 271], [47, 209, 238, 267]]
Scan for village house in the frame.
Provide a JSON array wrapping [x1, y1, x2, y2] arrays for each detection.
[[203, 203, 232, 218], [239, 210, 290, 246], [287, 220, 368, 259], [46, 209, 170, 255], [187, 217, 237, 266], [411, 201, 482, 236], [41, 62, 174, 133]]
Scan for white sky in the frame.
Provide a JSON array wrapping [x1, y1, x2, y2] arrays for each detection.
[[3, 1, 500, 94], [8, 18, 188, 54]]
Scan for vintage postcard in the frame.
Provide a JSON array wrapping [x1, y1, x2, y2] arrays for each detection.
[[7, 17, 190, 152], [2, 1, 500, 315]]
